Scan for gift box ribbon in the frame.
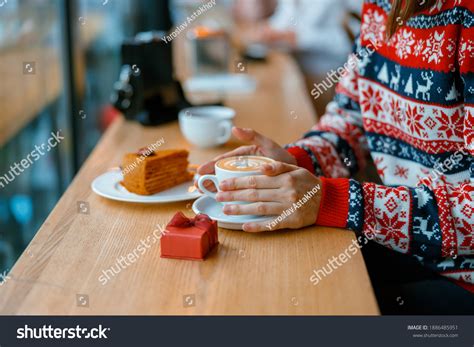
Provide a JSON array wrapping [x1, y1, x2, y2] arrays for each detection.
[[168, 212, 218, 245]]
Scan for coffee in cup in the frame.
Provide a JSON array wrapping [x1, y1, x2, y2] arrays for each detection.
[[197, 156, 274, 207], [216, 156, 274, 172]]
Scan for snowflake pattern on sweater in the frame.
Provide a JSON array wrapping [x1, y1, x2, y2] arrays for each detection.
[[287, 0, 474, 292]]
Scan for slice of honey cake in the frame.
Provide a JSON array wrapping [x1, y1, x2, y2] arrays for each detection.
[[121, 148, 194, 195]]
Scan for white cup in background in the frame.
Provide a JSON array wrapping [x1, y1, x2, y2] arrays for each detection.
[[178, 106, 235, 148]]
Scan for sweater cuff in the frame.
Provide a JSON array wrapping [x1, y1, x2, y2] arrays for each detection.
[[286, 146, 315, 174], [315, 177, 350, 228]]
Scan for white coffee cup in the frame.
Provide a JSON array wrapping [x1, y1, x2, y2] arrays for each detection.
[[178, 106, 235, 148], [197, 156, 275, 205]]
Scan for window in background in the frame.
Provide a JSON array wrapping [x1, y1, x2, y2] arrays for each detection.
[[0, 0, 73, 273], [0, 0, 176, 274], [73, 0, 153, 165]]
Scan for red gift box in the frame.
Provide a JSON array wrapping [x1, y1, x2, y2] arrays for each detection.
[[160, 212, 218, 260]]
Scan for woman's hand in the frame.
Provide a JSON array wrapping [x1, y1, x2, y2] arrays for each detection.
[[216, 162, 322, 232], [197, 127, 296, 176], [196, 127, 297, 192]]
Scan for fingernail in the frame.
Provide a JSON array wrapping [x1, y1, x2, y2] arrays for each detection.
[[263, 163, 273, 171], [216, 193, 224, 202], [223, 205, 234, 214], [219, 180, 228, 190], [242, 223, 253, 232]]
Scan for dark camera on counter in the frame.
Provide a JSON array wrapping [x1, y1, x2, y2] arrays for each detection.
[[111, 31, 191, 126]]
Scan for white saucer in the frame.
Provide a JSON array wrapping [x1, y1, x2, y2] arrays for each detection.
[[91, 169, 201, 203], [192, 195, 274, 230]]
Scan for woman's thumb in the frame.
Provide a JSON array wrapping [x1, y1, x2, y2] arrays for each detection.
[[232, 127, 276, 149]]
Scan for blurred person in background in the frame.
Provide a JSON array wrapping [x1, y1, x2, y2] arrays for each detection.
[[233, 0, 363, 117]]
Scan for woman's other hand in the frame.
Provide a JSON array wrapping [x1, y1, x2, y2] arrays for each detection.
[[216, 162, 322, 232]]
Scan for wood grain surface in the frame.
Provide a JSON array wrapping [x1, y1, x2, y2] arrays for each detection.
[[0, 51, 379, 315]]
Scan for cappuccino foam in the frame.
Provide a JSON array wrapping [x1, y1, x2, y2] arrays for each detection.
[[216, 156, 273, 172]]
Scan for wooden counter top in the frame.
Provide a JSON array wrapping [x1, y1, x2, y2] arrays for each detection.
[[0, 51, 378, 315]]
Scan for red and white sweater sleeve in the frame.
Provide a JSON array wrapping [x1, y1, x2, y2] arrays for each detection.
[[286, 42, 369, 228], [286, 45, 368, 179], [286, 26, 474, 291]]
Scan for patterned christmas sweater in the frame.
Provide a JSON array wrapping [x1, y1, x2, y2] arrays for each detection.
[[286, 0, 474, 292]]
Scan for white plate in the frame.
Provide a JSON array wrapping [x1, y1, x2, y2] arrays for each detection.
[[192, 195, 274, 230], [91, 169, 201, 203]]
